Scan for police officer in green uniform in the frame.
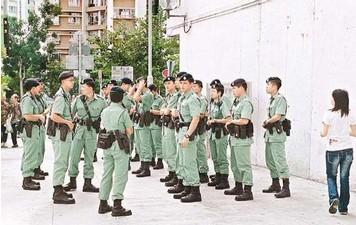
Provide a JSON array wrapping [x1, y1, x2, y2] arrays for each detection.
[[262, 77, 291, 198], [148, 84, 164, 169], [225, 79, 254, 201], [131, 77, 154, 177], [64, 78, 107, 193], [207, 83, 231, 190], [158, 76, 180, 185], [20, 79, 46, 190], [33, 78, 50, 178], [119, 78, 136, 166], [192, 80, 209, 183], [98, 86, 133, 217], [170, 73, 202, 202], [166, 72, 186, 191], [49, 71, 76, 204]]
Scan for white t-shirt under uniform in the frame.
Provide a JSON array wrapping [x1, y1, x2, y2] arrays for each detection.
[[322, 110, 356, 151]]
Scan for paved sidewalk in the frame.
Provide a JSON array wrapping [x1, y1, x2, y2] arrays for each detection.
[[1, 139, 355, 225]]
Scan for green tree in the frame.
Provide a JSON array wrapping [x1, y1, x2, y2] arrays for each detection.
[[89, 11, 179, 92], [2, 0, 61, 96]]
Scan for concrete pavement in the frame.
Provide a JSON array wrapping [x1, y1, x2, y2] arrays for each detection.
[[1, 138, 355, 225]]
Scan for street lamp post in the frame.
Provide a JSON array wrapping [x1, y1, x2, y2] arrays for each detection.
[[147, 0, 153, 85]]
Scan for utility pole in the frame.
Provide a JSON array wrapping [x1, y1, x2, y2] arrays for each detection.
[[147, 0, 153, 85]]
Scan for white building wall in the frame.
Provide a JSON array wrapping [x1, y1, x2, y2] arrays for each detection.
[[166, 0, 356, 191]]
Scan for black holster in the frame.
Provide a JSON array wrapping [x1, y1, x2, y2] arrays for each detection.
[[92, 118, 101, 133], [24, 124, 33, 138], [97, 129, 115, 149], [58, 124, 70, 142], [197, 117, 207, 135], [282, 119, 291, 136], [114, 130, 130, 154], [133, 112, 140, 124], [211, 123, 228, 139], [153, 115, 162, 127], [46, 118, 56, 137], [142, 111, 154, 127], [162, 115, 175, 129]]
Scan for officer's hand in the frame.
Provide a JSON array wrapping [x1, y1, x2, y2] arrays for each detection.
[[67, 121, 75, 131], [180, 137, 189, 148], [225, 121, 231, 128], [171, 110, 179, 118], [38, 115, 46, 124], [207, 120, 213, 125], [262, 120, 269, 128], [130, 107, 135, 114], [163, 109, 170, 115]]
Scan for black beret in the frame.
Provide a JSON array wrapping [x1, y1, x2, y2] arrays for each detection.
[[179, 73, 194, 82], [176, 71, 187, 78], [58, 71, 74, 82], [110, 86, 125, 94], [148, 84, 157, 91], [80, 78, 95, 88], [24, 78, 40, 91], [163, 76, 175, 82], [211, 83, 224, 90], [108, 79, 118, 86], [101, 83, 108, 89], [210, 79, 221, 87], [121, 77, 133, 85], [231, 78, 246, 87], [193, 80, 203, 88]]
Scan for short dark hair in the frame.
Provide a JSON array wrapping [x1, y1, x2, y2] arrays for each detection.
[[211, 83, 224, 96], [331, 89, 349, 117], [148, 84, 157, 92], [110, 86, 124, 103], [231, 78, 247, 91], [266, 77, 282, 90]]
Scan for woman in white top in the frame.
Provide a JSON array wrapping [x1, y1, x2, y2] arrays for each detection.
[[321, 89, 356, 215]]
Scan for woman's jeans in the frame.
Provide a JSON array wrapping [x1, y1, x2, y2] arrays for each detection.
[[326, 148, 353, 212]]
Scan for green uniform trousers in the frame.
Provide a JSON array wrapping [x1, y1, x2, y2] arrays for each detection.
[[230, 145, 253, 185], [99, 143, 129, 200], [162, 127, 177, 172], [35, 127, 46, 169], [179, 137, 200, 187], [196, 132, 209, 173], [21, 126, 41, 177], [68, 130, 96, 179], [150, 128, 162, 159], [265, 142, 290, 179], [138, 127, 153, 162], [209, 135, 229, 175], [52, 129, 72, 186]]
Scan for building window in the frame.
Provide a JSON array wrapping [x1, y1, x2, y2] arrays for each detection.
[[113, 8, 135, 19], [53, 16, 60, 25], [9, 6, 17, 14], [88, 12, 99, 25], [68, 0, 79, 7], [68, 13, 81, 25]]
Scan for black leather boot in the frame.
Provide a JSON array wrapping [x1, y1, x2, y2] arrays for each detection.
[[93, 151, 98, 162], [224, 182, 243, 195], [111, 199, 132, 217], [160, 171, 174, 182], [83, 178, 99, 192], [167, 179, 184, 194], [98, 200, 112, 214], [53, 185, 75, 204], [275, 178, 291, 198], [153, 158, 164, 170], [199, 173, 209, 183], [150, 158, 156, 167], [132, 161, 144, 174], [208, 173, 220, 187], [22, 177, 40, 191], [32, 168, 45, 180], [130, 153, 140, 162], [235, 185, 254, 201], [38, 167, 49, 176], [165, 173, 178, 187], [262, 178, 281, 193], [173, 186, 191, 199], [181, 186, 202, 203], [215, 174, 230, 190], [136, 162, 151, 177], [63, 177, 77, 192]]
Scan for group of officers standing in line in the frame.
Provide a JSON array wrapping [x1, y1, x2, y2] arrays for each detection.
[[19, 70, 292, 217]]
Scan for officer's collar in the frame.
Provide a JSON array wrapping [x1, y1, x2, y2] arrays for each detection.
[[238, 94, 248, 101], [183, 90, 193, 98], [111, 102, 123, 107], [271, 92, 279, 100]]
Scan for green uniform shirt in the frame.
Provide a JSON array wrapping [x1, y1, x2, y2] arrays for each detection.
[[71, 94, 107, 139], [230, 95, 254, 146], [101, 103, 133, 133], [52, 88, 72, 120], [21, 93, 41, 116], [209, 98, 231, 140], [177, 91, 200, 139], [122, 92, 134, 111], [265, 92, 288, 142], [196, 94, 208, 114], [166, 91, 180, 110], [150, 93, 163, 129], [138, 90, 154, 114], [35, 93, 48, 114]]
